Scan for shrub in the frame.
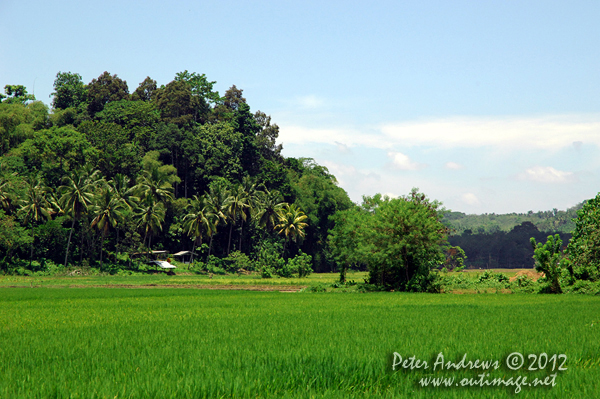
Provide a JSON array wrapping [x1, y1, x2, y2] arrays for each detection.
[[223, 251, 253, 273], [287, 251, 313, 278], [256, 242, 285, 279]]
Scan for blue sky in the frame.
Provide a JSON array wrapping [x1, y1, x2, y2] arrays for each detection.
[[1, 1, 599, 213]]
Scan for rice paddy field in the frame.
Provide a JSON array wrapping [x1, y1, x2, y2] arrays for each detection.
[[1, 278, 599, 398]]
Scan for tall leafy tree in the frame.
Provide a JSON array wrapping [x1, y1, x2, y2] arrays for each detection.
[[87, 72, 129, 116], [1, 85, 35, 105], [51, 72, 86, 110], [131, 77, 157, 102]]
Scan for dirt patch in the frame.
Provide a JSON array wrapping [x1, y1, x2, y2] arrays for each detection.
[[509, 270, 544, 282]]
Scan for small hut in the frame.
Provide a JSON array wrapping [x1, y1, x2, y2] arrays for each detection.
[[172, 251, 196, 264]]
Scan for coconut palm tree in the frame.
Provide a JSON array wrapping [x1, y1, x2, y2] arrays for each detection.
[[224, 185, 249, 254], [257, 189, 286, 233], [134, 164, 176, 205], [90, 183, 126, 267], [0, 172, 18, 214], [59, 166, 102, 267], [237, 176, 262, 251], [275, 203, 308, 253], [134, 198, 166, 256], [17, 175, 52, 267], [107, 174, 139, 248], [203, 183, 229, 259], [182, 195, 214, 265]]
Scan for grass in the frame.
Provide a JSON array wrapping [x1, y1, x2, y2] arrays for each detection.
[[0, 271, 368, 289], [1, 287, 599, 398]]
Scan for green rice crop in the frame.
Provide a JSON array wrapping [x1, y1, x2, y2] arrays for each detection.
[[0, 288, 598, 398]]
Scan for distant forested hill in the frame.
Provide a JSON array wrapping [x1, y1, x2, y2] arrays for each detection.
[[443, 205, 583, 269], [443, 203, 582, 236]]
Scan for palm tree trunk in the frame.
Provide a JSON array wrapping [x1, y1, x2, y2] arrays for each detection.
[[207, 235, 213, 261], [100, 230, 106, 268], [29, 227, 34, 269], [228, 223, 233, 255], [64, 218, 76, 267], [239, 219, 244, 252]]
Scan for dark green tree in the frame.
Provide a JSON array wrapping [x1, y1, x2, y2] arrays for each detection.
[[87, 72, 129, 116], [131, 77, 157, 102]]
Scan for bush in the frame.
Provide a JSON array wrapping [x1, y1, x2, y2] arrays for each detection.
[[286, 251, 313, 278], [256, 242, 285, 279], [205, 256, 227, 275], [511, 275, 537, 294], [478, 270, 509, 285], [223, 251, 253, 273]]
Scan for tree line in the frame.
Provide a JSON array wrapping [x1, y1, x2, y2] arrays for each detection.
[[1, 74, 599, 293], [0, 72, 351, 275]]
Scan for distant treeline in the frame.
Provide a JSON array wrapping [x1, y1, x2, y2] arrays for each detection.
[[448, 221, 571, 269], [443, 204, 582, 235]]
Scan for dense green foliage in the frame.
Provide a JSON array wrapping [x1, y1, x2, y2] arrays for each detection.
[[0, 73, 352, 273], [565, 193, 600, 283], [1, 287, 598, 398], [449, 222, 571, 269], [329, 191, 449, 292], [444, 205, 582, 235], [531, 235, 564, 293]]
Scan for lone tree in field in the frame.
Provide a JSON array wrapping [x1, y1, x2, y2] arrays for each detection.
[[329, 190, 449, 292]]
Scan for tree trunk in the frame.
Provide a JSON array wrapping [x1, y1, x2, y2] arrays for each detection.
[[228, 223, 233, 255], [239, 219, 244, 252], [99, 229, 106, 268], [29, 227, 34, 269], [64, 218, 76, 267], [207, 235, 213, 261]]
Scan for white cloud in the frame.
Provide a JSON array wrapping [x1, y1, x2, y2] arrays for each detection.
[[334, 141, 351, 154], [461, 193, 481, 206], [388, 151, 421, 170], [278, 114, 600, 151], [296, 95, 325, 109], [518, 166, 574, 183], [380, 115, 600, 149], [445, 162, 464, 170]]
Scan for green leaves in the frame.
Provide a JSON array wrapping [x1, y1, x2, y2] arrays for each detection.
[[530, 234, 564, 293], [330, 190, 448, 291], [566, 193, 600, 282]]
